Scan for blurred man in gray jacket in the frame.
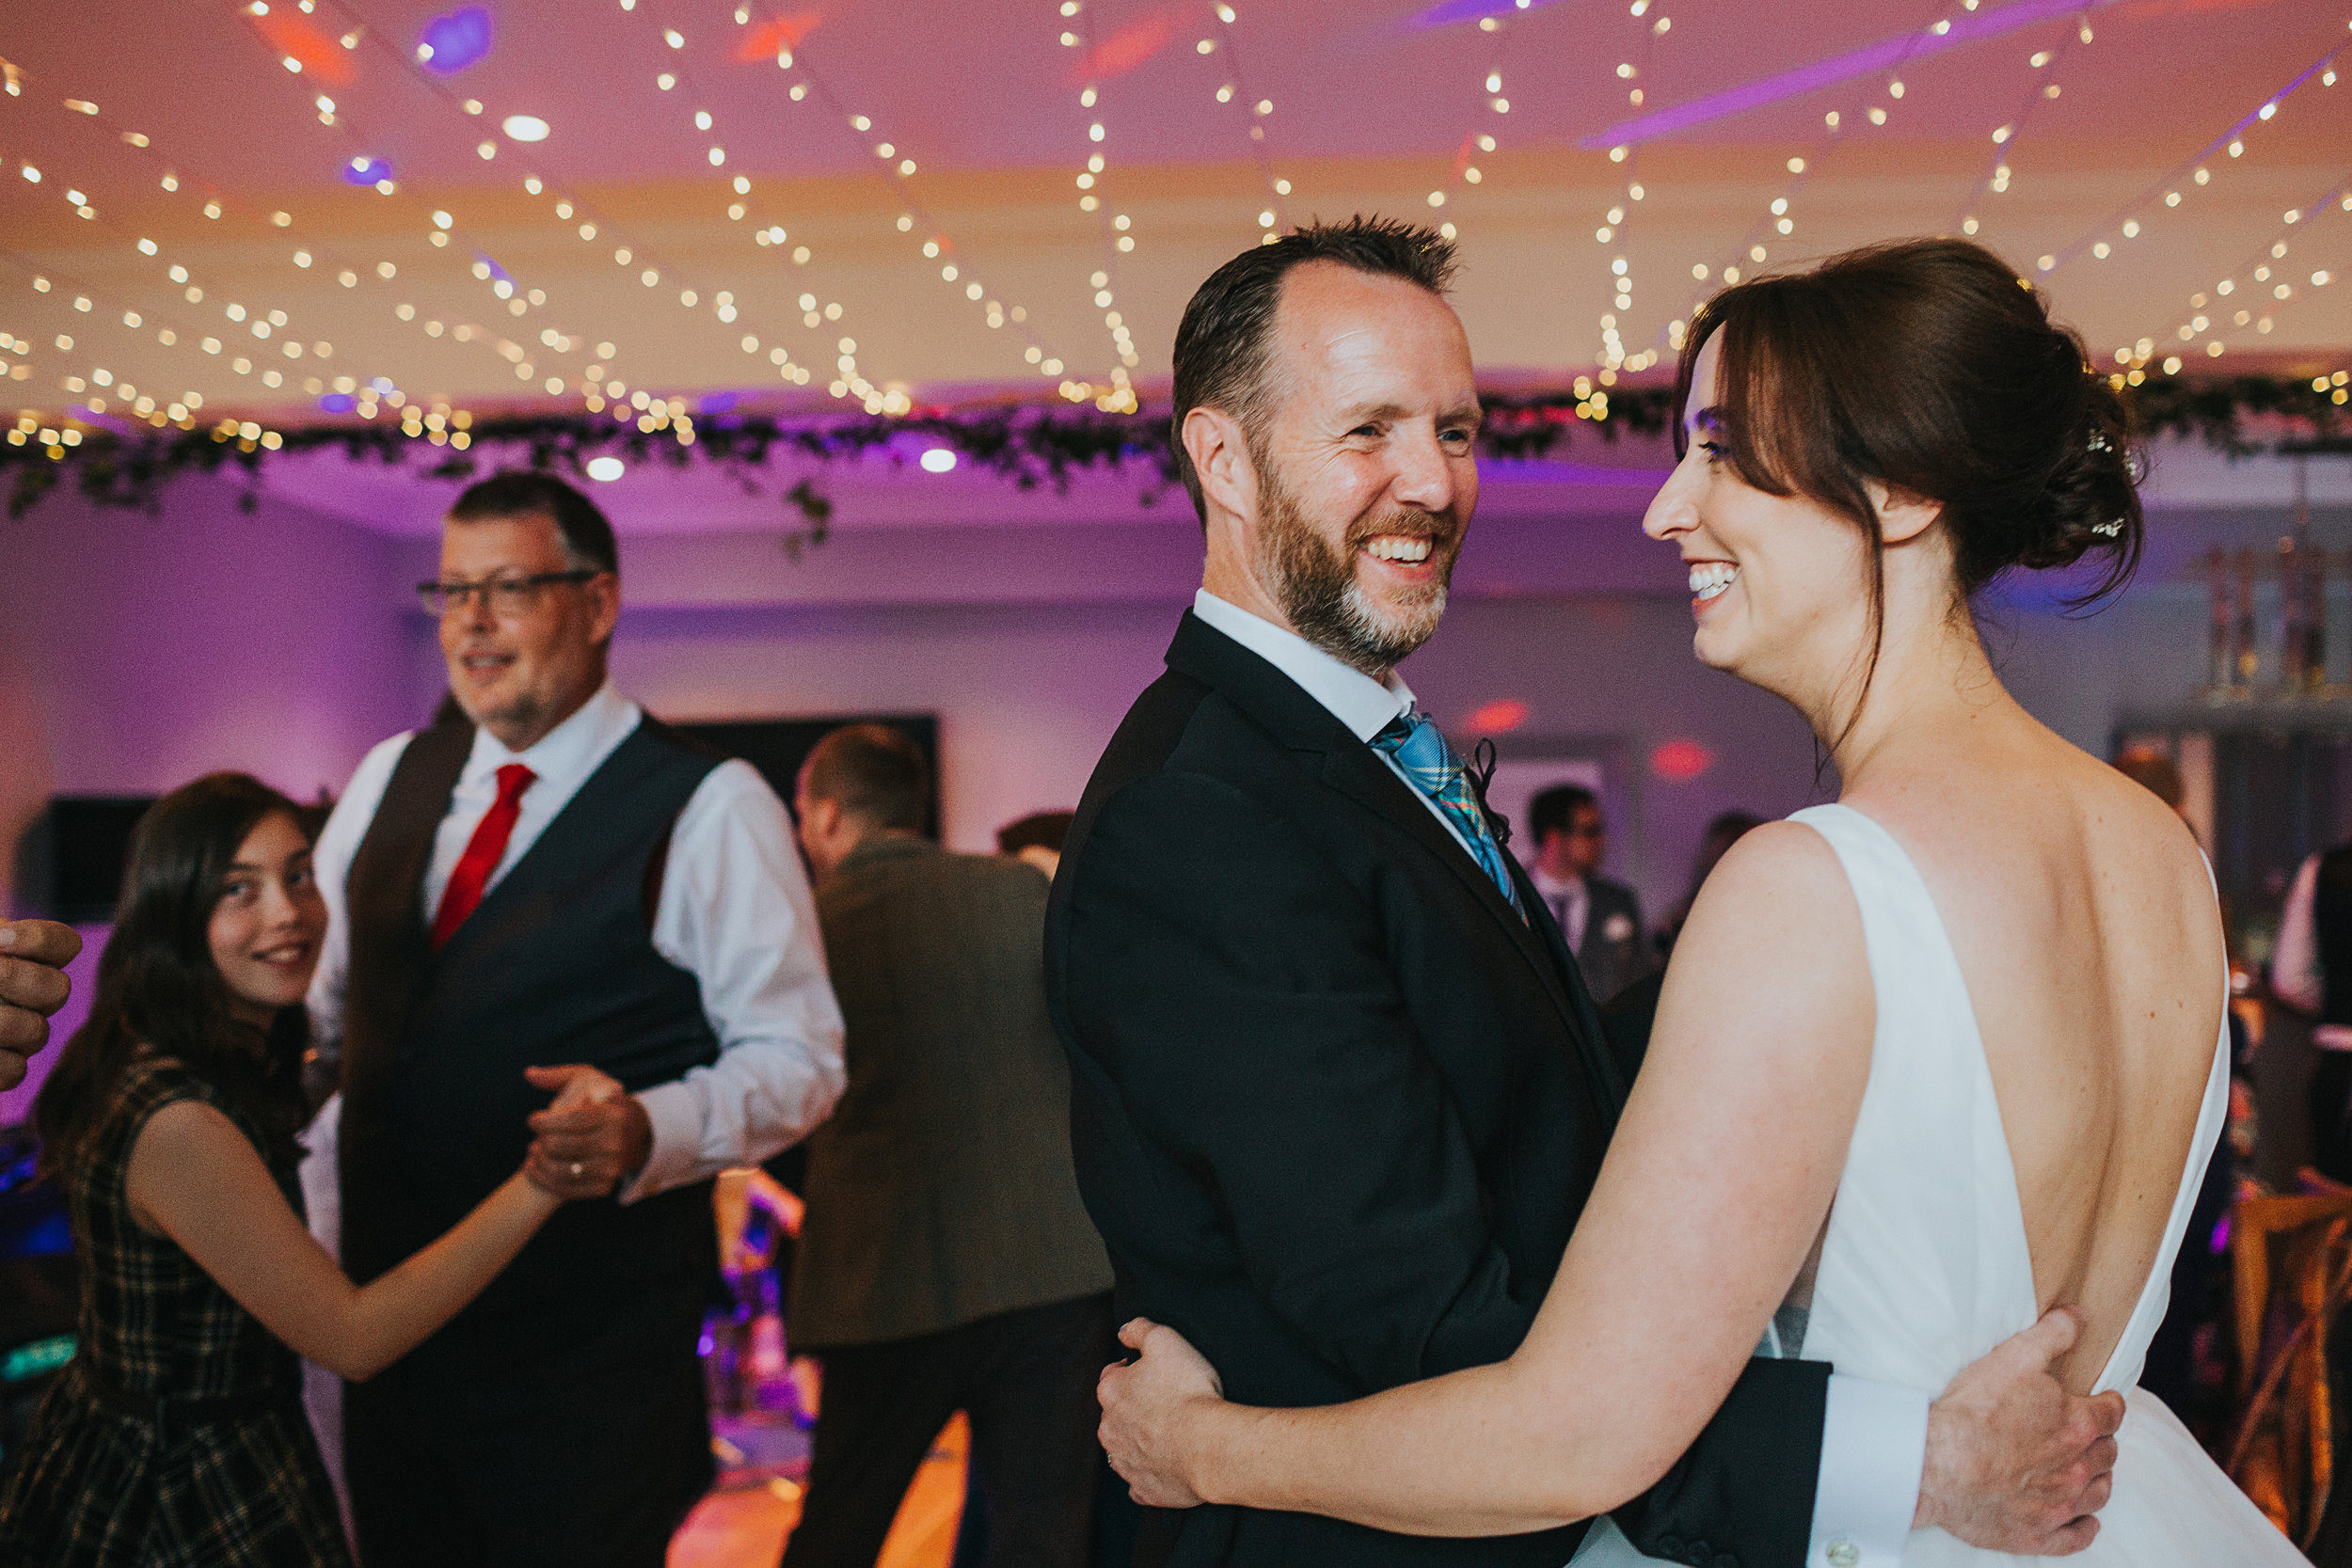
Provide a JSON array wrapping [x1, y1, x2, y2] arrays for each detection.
[[781, 724, 1113, 1568]]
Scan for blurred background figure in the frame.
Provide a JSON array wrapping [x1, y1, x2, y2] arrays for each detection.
[[782, 726, 1111, 1568], [1524, 784, 1651, 1006], [994, 812, 1074, 883], [1655, 810, 1768, 963]]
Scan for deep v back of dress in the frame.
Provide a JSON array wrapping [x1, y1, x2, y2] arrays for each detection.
[[1787, 803, 2297, 1565]]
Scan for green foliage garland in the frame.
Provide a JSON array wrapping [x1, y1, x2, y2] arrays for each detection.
[[6, 374, 2344, 539]]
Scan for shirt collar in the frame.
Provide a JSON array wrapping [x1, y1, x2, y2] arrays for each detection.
[[461, 680, 642, 791], [1193, 590, 1414, 744], [1530, 866, 1587, 900]]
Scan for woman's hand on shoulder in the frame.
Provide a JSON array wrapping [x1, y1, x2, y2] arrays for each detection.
[[1099, 1318, 1227, 1509]]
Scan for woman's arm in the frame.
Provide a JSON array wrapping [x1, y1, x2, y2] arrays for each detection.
[[1100, 822, 1875, 1535], [124, 1070, 613, 1382]]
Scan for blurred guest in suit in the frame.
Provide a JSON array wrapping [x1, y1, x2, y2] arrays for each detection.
[[1526, 784, 1650, 1005], [782, 725, 1113, 1568], [996, 810, 1075, 881], [0, 920, 79, 1091]]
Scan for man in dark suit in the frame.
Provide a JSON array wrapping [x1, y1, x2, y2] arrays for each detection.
[[1045, 218, 2122, 1568], [1527, 784, 1652, 1006], [781, 724, 1115, 1568]]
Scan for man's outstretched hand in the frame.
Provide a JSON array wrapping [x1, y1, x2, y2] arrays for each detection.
[[522, 1063, 650, 1199], [1915, 1306, 2125, 1554], [0, 921, 82, 1092]]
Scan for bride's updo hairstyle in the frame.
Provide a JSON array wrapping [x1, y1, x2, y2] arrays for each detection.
[[1673, 238, 2143, 629]]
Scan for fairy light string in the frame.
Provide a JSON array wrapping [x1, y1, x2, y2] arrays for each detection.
[[1949, 9, 2091, 236], [2038, 38, 2344, 277]]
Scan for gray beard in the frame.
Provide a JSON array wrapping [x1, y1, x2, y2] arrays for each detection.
[[1256, 463, 1452, 675]]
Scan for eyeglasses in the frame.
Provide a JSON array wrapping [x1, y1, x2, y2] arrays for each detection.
[[417, 570, 598, 618]]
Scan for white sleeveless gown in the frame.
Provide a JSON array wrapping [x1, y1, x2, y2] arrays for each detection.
[[1576, 802, 2305, 1565]]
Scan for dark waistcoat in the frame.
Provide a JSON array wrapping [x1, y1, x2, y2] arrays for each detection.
[[2319, 846, 2352, 1026], [338, 711, 723, 1331]]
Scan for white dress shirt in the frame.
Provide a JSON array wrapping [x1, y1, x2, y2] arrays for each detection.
[[1531, 867, 1593, 953], [306, 681, 848, 1204], [1192, 592, 1924, 1568], [2274, 852, 2352, 1050]]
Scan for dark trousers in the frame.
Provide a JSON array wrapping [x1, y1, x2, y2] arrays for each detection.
[[780, 1292, 1116, 1568], [345, 1288, 713, 1568], [2316, 1049, 2352, 1183]]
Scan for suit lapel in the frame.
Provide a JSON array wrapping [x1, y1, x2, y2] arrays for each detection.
[[1164, 612, 1604, 1077]]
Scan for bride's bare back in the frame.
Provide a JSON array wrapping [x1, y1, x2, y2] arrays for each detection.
[[1851, 715, 2225, 1393]]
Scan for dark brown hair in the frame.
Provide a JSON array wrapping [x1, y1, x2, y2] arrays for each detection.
[[449, 469, 620, 576], [35, 774, 313, 1180], [1674, 238, 2142, 699], [803, 723, 931, 834], [1170, 215, 1457, 524]]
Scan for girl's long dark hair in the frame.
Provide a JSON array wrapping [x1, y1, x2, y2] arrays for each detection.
[[34, 773, 312, 1181]]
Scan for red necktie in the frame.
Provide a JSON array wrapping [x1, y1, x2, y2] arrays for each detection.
[[430, 763, 535, 949]]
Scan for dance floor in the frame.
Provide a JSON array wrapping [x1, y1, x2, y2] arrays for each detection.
[[667, 1309, 966, 1568], [668, 1415, 967, 1568]]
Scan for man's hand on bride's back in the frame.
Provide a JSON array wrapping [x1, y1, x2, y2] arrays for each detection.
[[1915, 1305, 2124, 1554]]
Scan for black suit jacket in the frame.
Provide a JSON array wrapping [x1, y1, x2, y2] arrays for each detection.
[[1568, 876, 1654, 1009], [1045, 613, 1827, 1568]]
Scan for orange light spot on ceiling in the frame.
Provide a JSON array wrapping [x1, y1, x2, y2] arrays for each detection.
[[1074, 13, 1173, 83], [734, 11, 823, 63], [1464, 699, 1529, 736], [254, 11, 357, 86], [1648, 739, 1714, 782]]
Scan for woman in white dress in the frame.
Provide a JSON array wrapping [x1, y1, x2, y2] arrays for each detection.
[[1097, 237, 2306, 1564]]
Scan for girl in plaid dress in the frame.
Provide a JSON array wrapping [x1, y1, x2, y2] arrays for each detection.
[[0, 774, 607, 1566]]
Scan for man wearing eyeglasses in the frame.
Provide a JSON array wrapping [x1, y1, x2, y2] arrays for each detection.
[[302, 470, 847, 1568], [1526, 784, 1652, 1008]]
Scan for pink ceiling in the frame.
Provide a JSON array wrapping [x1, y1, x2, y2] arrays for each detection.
[[0, 0, 2344, 421]]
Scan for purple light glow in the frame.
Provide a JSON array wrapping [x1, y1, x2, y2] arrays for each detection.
[[1579, 0, 2121, 150], [1404, 0, 1563, 28], [318, 392, 357, 413], [416, 6, 494, 75], [342, 156, 395, 186]]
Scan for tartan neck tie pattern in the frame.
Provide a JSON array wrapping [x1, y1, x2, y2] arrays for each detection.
[[430, 762, 535, 949], [1371, 708, 1525, 919]]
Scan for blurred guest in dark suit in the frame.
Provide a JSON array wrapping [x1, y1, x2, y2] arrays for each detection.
[[996, 810, 1074, 882], [1526, 784, 1650, 1006], [781, 725, 1113, 1568]]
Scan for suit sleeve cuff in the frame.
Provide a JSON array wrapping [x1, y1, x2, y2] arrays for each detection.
[[619, 1081, 702, 1205], [1807, 1373, 1926, 1568]]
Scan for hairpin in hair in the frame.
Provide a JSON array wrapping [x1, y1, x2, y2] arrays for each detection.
[[2087, 429, 2111, 453], [2090, 519, 2122, 536]]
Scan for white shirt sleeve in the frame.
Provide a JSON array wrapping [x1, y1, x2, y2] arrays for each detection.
[[305, 732, 414, 1056], [2275, 853, 2325, 1016], [1807, 1373, 1929, 1568], [620, 757, 848, 1203]]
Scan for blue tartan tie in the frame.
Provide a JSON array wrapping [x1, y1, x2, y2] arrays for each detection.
[[1372, 706, 1525, 918]]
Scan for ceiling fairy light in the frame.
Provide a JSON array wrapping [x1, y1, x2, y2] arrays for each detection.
[[1059, 0, 1139, 408], [1201, 3, 1290, 245], [2038, 43, 2344, 277], [729, 8, 1073, 406], [1583, 0, 1672, 387], [501, 114, 550, 143], [2126, 176, 2352, 376], [1, 262, 282, 441], [1950, 15, 2091, 236], [40, 74, 540, 417]]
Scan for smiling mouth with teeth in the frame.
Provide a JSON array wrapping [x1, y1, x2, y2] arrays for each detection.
[[1363, 535, 1435, 564], [1689, 562, 1740, 603]]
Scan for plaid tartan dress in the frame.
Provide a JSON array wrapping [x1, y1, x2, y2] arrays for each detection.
[[0, 1058, 353, 1567]]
